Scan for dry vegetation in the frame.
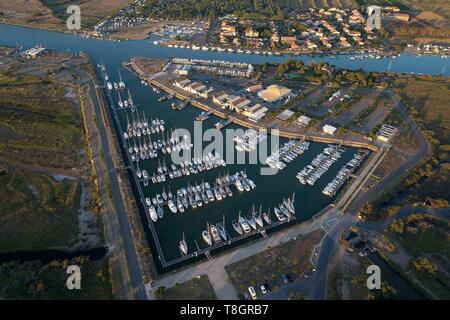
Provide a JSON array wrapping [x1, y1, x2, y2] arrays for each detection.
[[0, 0, 64, 30]]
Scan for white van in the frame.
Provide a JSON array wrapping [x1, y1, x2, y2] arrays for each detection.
[[248, 286, 257, 300]]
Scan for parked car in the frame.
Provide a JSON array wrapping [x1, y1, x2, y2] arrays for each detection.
[[260, 284, 267, 295], [282, 274, 289, 284], [248, 286, 257, 300]]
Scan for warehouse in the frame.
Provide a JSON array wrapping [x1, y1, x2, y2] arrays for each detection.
[[257, 85, 292, 103]]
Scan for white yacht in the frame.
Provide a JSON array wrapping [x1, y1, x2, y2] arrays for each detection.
[[202, 223, 213, 246], [179, 233, 188, 255]]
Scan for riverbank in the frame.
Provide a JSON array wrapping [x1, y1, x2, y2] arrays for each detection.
[[129, 57, 379, 152]]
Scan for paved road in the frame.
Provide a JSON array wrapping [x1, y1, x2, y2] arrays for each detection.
[[85, 70, 147, 300], [311, 89, 433, 299], [345, 89, 432, 215], [147, 213, 327, 299]]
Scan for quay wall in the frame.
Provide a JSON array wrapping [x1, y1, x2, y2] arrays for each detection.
[[128, 57, 378, 152], [149, 78, 379, 152]]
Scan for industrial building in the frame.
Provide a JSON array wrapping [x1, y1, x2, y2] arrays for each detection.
[[258, 85, 292, 103]]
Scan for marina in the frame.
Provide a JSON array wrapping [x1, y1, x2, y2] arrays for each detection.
[[143, 152, 226, 185], [5, 23, 445, 268], [266, 140, 310, 171], [99, 61, 365, 266], [297, 145, 346, 186], [322, 150, 368, 197]]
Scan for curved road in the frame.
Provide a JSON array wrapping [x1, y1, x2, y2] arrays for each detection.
[[312, 90, 433, 299]]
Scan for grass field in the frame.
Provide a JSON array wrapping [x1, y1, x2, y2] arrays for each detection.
[[0, 256, 112, 299], [389, 214, 450, 299], [42, 0, 132, 27], [0, 171, 80, 252], [394, 77, 450, 145], [276, 0, 357, 9], [226, 230, 322, 296], [0, 0, 65, 30], [0, 71, 83, 169], [156, 275, 216, 300]]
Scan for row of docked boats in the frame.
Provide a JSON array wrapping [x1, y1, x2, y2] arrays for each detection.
[[322, 150, 367, 197], [266, 140, 310, 171], [234, 129, 267, 152], [165, 43, 282, 56], [194, 197, 296, 253], [116, 89, 136, 111], [145, 171, 256, 221], [148, 152, 226, 184], [128, 130, 192, 162], [103, 68, 126, 93], [296, 144, 346, 186], [123, 109, 165, 140]]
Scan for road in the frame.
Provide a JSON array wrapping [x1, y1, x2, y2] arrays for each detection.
[[84, 69, 147, 300], [311, 90, 433, 299], [345, 89, 432, 215]]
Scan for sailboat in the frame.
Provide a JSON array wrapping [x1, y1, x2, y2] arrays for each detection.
[[148, 205, 158, 222], [157, 205, 164, 219], [239, 211, 251, 233], [245, 211, 257, 230], [232, 212, 243, 235], [216, 215, 227, 241], [210, 224, 222, 243], [118, 70, 126, 90], [135, 162, 142, 179], [263, 207, 272, 225], [274, 207, 286, 222], [179, 233, 188, 255], [253, 205, 264, 228], [117, 90, 124, 108], [202, 222, 213, 246]]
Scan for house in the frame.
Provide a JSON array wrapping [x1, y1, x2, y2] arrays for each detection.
[[306, 40, 318, 50], [322, 124, 337, 135], [245, 28, 259, 38], [393, 13, 410, 21]]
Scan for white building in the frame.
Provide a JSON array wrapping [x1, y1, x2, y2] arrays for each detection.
[[322, 124, 337, 135], [297, 115, 311, 127]]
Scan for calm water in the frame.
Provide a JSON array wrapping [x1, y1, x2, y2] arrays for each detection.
[[1, 23, 448, 264]]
